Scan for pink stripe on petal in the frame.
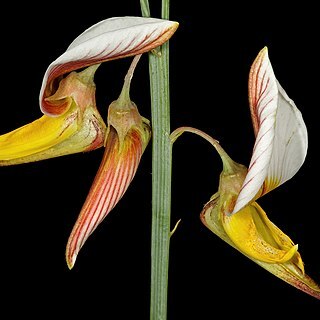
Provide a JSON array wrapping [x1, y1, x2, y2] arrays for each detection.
[[233, 48, 308, 214], [232, 48, 278, 214], [248, 48, 278, 136], [66, 128, 144, 269]]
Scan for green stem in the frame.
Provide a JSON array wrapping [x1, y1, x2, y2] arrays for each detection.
[[170, 126, 238, 173], [117, 55, 141, 105], [141, 1, 172, 319], [140, 0, 151, 17], [162, 0, 170, 19], [149, 47, 171, 320]]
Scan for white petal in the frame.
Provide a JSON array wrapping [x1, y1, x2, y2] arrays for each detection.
[[268, 81, 308, 185], [232, 48, 308, 214], [40, 16, 178, 116]]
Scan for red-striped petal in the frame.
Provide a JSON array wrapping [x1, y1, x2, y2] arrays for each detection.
[[233, 47, 308, 214], [65, 127, 147, 269]]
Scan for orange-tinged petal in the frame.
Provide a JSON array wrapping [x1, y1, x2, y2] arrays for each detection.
[[66, 55, 151, 268], [66, 124, 150, 269]]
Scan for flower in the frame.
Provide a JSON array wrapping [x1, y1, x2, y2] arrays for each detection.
[[0, 17, 179, 267], [0, 64, 106, 165], [65, 55, 151, 269], [171, 47, 320, 299], [0, 17, 178, 165]]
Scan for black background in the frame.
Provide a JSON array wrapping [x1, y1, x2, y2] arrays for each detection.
[[1, 1, 319, 318]]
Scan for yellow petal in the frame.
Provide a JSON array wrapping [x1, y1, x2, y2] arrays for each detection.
[[0, 103, 106, 165], [0, 108, 77, 163], [0, 66, 106, 166], [201, 197, 320, 299], [222, 202, 300, 265]]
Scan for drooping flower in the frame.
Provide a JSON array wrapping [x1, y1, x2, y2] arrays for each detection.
[[0, 17, 178, 164], [66, 55, 151, 269], [171, 47, 320, 299]]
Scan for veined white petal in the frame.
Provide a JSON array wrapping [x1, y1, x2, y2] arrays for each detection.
[[40, 16, 178, 116], [233, 48, 308, 214], [233, 48, 278, 213], [268, 81, 308, 186]]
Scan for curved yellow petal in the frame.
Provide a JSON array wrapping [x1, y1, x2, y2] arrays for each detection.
[[0, 108, 77, 163], [0, 103, 106, 166], [222, 202, 302, 265], [201, 196, 320, 299]]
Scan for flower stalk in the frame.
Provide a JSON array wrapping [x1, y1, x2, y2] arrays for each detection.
[[141, 0, 173, 319]]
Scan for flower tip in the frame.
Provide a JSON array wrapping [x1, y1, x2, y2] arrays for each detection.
[[161, 20, 179, 43], [258, 46, 269, 60], [164, 19, 179, 30], [66, 251, 77, 270], [66, 261, 75, 271], [172, 21, 179, 29]]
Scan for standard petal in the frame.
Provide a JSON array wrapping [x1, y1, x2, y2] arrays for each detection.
[[233, 47, 308, 213], [40, 17, 179, 116], [65, 125, 150, 269], [266, 82, 308, 190], [201, 197, 320, 300]]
